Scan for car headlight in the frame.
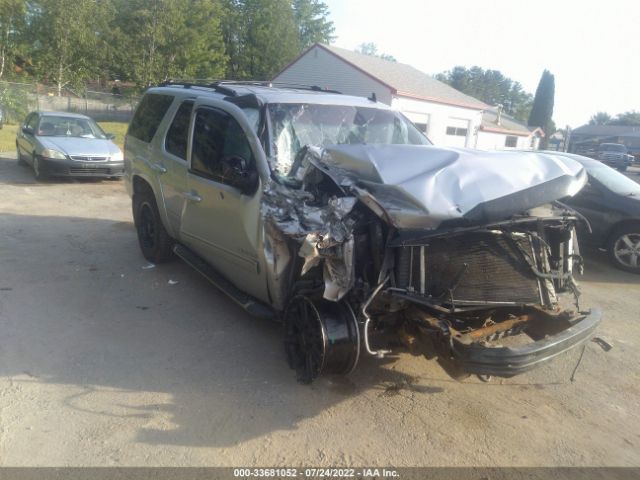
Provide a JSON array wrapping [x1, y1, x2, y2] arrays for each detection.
[[111, 150, 124, 162], [41, 148, 67, 160]]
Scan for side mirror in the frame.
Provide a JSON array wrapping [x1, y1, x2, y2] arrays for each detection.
[[105, 133, 116, 140], [22, 127, 34, 136], [221, 155, 259, 195]]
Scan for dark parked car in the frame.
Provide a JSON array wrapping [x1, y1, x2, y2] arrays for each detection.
[[596, 143, 634, 171], [16, 111, 124, 180], [552, 152, 640, 273]]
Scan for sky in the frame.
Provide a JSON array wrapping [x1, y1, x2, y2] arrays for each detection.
[[323, 0, 639, 128]]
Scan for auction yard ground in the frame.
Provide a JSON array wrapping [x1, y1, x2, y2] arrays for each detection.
[[0, 150, 639, 466]]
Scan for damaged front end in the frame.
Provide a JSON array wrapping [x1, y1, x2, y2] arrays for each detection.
[[263, 144, 601, 382]]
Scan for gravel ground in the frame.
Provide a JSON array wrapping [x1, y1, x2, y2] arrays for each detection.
[[0, 153, 639, 467]]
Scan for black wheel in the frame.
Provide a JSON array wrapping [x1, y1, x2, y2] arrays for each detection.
[[617, 165, 628, 172], [133, 189, 174, 263], [32, 154, 46, 180], [284, 296, 360, 384], [607, 225, 640, 273]]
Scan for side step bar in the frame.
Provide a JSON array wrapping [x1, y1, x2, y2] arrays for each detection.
[[173, 244, 274, 320]]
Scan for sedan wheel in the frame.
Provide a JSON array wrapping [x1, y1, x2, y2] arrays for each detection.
[[608, 227, 640, 273], [32, 154, 47, 181]]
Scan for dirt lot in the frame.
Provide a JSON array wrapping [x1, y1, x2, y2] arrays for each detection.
[[0, 153, 639, 467]]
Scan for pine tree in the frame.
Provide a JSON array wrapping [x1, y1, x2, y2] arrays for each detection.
[[528, 70, 555, 147]]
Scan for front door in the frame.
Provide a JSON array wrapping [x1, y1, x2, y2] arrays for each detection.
[[179, 103, 266, 301]]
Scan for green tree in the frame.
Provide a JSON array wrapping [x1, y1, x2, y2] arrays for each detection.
[[0, 0, 26, 79], [588, 111, 612, 126], [528, 69, 555, 148], [293, 0, 334, 48], [109, 0, 227, 87], [609, 111, 640, 126], [28, 0, 111, 95], [356, 42, 396, 62], [436, 66, 533, 122], [224, 0, 300, 80]]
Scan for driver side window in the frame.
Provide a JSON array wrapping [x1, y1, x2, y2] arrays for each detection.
[[190, 107, 254, 184]]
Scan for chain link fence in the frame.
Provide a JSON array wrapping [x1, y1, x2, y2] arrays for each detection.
[[0, 81, 139, 125]]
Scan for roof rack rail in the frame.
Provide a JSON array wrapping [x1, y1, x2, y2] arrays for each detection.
[[157, 80, 342, 96], [157, 81, 239, 97]]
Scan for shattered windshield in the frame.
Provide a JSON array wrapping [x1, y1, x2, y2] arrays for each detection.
[[267, 103, 430, 175]]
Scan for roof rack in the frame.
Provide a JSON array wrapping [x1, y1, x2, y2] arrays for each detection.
[[157, 80, 342, 96]]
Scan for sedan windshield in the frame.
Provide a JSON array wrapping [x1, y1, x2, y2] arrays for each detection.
[[37, 116, 107, 139], [267, 103, 430, 175], [589, 164, 640, 196]]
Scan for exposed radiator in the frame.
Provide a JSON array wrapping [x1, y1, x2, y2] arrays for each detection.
[[395, 232, 542, 305]]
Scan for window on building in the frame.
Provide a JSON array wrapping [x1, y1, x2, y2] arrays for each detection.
[[446, 126, 468, 136], [165, 100, 194, 160], [505, 136, 518, 148], [414, 122, 428, 134]]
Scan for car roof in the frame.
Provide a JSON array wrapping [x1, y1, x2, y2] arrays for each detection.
[[146, 83, 390, 109], [37, 111, 93, 120]]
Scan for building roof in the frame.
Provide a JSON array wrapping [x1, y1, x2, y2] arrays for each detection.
[[480, 108, 542, 137], [279, 44, 487, 110], [571, 124, 640, 137]]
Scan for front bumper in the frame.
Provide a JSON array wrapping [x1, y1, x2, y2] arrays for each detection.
[[600, 156, 633, 168], [450, 309, 601, 377], [37, 155, 124, 177]]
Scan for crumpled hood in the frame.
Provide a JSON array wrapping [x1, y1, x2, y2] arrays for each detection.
[[39, 136, 121, 157], [314, 144, 587, 229]]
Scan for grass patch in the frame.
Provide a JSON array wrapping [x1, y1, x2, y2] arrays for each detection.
[[0, 121, 129, 154], [98, 122, 129, 151], [0, 124, 19, 153]]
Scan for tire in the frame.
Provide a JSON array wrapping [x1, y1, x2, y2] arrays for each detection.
[[133, 188, 174, 263], [607, 225, 640, 273], [32, 154, 47, 181], [16, 143, 26, 165], [617, 165, 628, 172]]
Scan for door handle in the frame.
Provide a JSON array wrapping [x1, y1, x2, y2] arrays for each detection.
[[151, 163, 167, 174], [182, 191, 202, 203]]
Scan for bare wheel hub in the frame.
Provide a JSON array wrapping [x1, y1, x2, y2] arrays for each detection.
[[284, 296, 360, 383]]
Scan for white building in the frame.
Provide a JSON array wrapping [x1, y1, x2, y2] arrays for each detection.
[[476, 107, 544, 151], [273, 43, 487, 148]]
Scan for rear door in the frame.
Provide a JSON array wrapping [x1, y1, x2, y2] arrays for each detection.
[[179, 101, 267, 301], [157, 99, 193, 234]]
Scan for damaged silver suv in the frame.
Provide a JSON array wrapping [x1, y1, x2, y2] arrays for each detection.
[[125, 82, 600, 383]]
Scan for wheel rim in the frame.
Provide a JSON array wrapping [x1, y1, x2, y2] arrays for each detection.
[[613, 233, 640, 269], [285, 296, 327, 383], [284, 296, 360, 383], [138, 203, 156, 251]]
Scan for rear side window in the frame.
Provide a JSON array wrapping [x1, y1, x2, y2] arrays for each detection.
[[165, 100, 194, 160], [128, 93, 174, 143]]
